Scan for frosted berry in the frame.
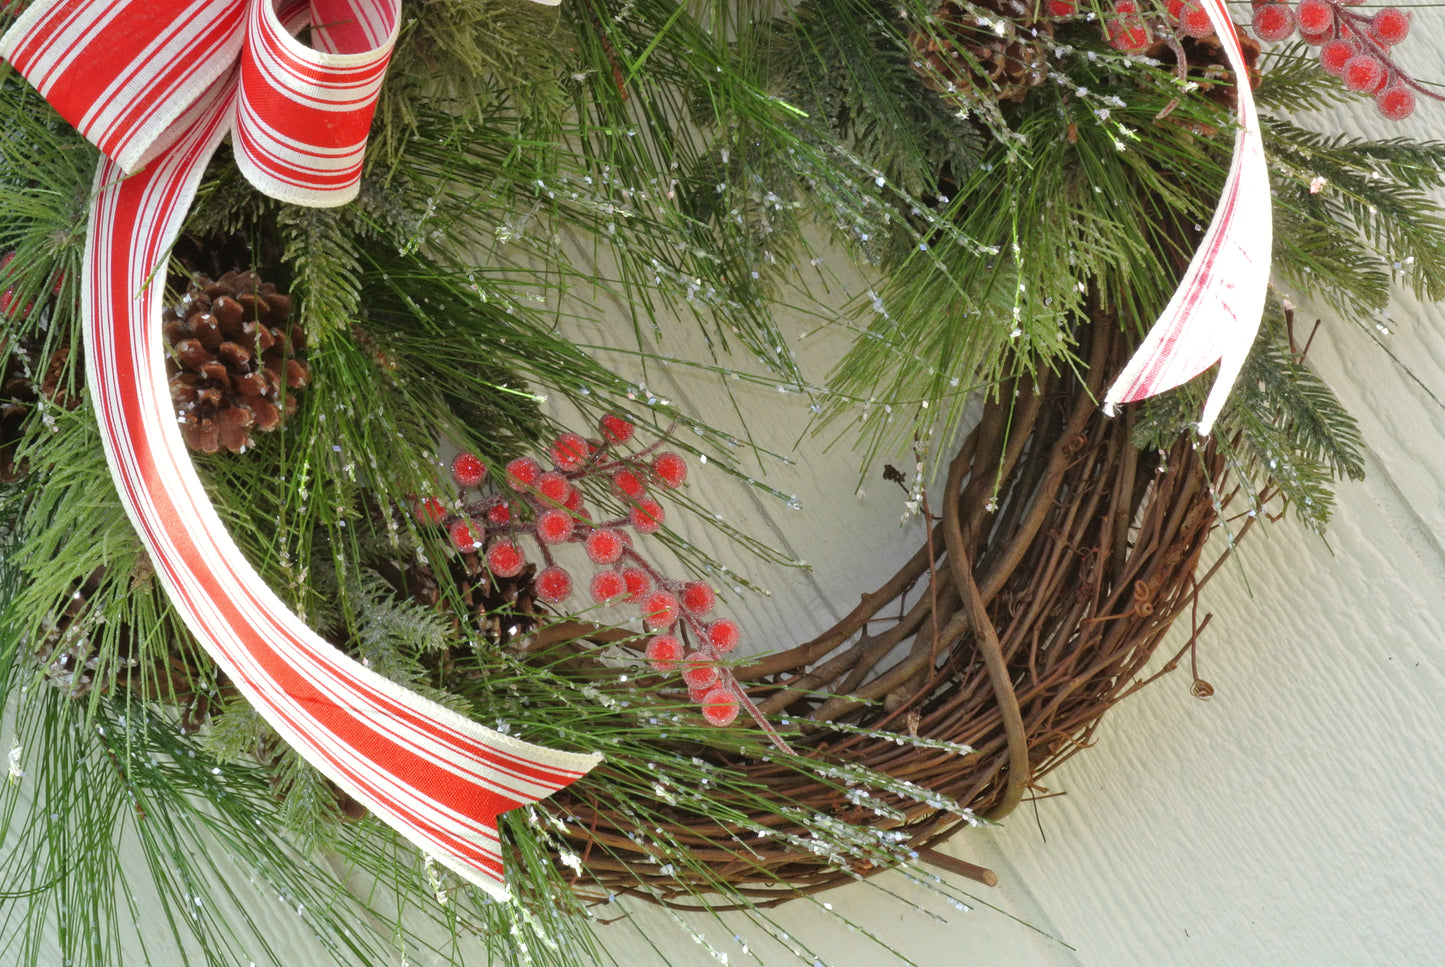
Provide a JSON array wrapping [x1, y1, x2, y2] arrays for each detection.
[[629, 497, 665, 534], [486, 501, 512, 525], [1342, 54, 1385, 93], [1376, 83, 1416, 120], [641, 590, 679, 629], [506, 456, 541, 490], [1299, 28, 1331, 46], [1295, 0, 1333, 36], [1046, 0, 1075, 14], [700, 686, 739, 727], [612, 468, 646, 499], [449, 519, 482, 551], [1320, 38, 1355, 76], [600, 413, 634, 444], [1107, 1, 1150, 51], [565, 485, 585, 512], [589, 569, 627, 604], [681, 652, 719, 690], [1252, 3, 1296, 43], [551, 432, 590, 471], [1176, 1, 1213, 39], [681, 581, 715, 616], [450, 451, 486, 488], [585, 527, 626, 564], [644, 633, 684, 672], [536, 566, 573, 604], [622, 566, 652, 602], [651, 451, 688, 488], [1371, 7, 1410, 45], [706, 618, 741, 653], [486, 540, 526, 577], [536, 471, 570, 504], [413, 497, 447, 525], [535, 508, 574, 544]]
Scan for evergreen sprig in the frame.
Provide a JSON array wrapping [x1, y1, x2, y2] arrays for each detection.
[[1264, 118, 1445, 314]]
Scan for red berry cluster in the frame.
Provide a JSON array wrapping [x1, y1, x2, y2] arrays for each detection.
[[1251, 0, 1435, 120], [1096, 0, 1218, 54], [413, 416, 749, 730]]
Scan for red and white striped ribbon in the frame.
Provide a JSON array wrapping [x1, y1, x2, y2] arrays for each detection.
[[2, 0, 599, 899], [1102, 0, 1272, 436]]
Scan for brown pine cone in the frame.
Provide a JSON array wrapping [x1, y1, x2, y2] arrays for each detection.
[[164, 270, 309, 454], [909, 0, 1052, 106], [2, 339, 80, 481]]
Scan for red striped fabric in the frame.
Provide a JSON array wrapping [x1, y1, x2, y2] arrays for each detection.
[[1101, 0, 1272, 437], [4, 0, 600, 898]]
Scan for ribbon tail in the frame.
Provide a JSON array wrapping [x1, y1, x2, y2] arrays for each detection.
[[82, 76, 599, 901], [1102, 0, 1272, 438]]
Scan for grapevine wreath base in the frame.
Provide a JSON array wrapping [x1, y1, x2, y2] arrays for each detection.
[[532, 319, 1254, 906]]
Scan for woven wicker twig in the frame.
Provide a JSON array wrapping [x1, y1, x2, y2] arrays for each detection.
[[554, 320, 1252, 905]]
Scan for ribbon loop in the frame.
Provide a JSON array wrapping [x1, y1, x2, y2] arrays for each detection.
[[1, 0, 398, 205], [235, 0, 399, 206]]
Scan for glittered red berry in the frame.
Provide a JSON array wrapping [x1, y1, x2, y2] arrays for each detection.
[[641, 590, 679, 629], [589, 570, 627, 604], [1320, 38, 1355, 76], [700, 686, 739, 727], [1107, 1, 1150, 50], [644, 633, 684, 671], [536, 565, 573, 603], [450, 451, 486, 488], [681, 652, 719, 690], [536, 508, 574, 544], [1376, 83, 1416, 120], [536, 471, 570, 504], [1107, 20, 1150, 51], [1251, 2, 1296, 42], [551, 432, 590, 471], [629, 497, 665, 534], [413, 497, 447, 525], [681, 581, 715, 616], [565, 485, 585, 512], [706, 618, 741, 653], [612, 468, 646, 499], [651, 451, 687, 488], [600, 413, 634, 444], [585, 527, 625, 564], [449, 519, 482, 551], [622, 567, 652, 602], [1046, 0, 1075, 14], [506, 456, 541, 490], [1342, 53, 1385, 93], [486, 540, 526, 578], [1295, 0, 1332, 36], [1371, 7, 1410, 45], [1177, 0, 1213, 38], [485, 501, 512, 525], [1299, 28, 1330, 46]]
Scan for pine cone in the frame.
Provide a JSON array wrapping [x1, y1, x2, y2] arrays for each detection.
[[164, 270, 308, 454], [909, 0, 1052, 106], [407, 554, 543, 650], [2, 339, 80, 481]]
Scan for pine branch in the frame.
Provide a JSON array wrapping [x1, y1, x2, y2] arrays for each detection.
[[1265, 117, 1445, 313]]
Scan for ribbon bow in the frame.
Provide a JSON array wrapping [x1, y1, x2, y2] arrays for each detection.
[[2, 0, 598, 899], [1101, 0, 1272, 436]]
